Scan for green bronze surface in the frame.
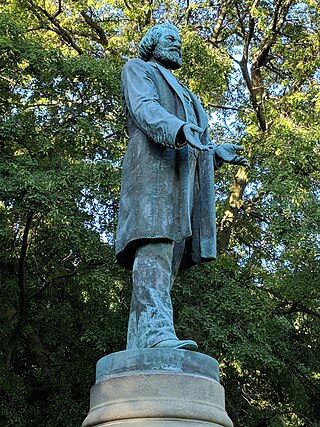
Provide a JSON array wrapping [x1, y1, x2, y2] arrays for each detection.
[[96, 349, 220, 383]]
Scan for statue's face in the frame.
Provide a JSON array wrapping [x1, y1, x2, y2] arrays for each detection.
[[152, 28, 182, 69]]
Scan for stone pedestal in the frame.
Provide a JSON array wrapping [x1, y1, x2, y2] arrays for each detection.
[[82, 349, 233, 427]]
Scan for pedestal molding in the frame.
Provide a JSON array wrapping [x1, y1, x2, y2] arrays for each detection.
[[82, 350, 233, 427]]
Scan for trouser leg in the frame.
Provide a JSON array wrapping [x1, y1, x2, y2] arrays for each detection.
[[126, 240, 184, 350]]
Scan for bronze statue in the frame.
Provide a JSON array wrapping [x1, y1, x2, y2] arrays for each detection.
[[116, 23, 248, 351]]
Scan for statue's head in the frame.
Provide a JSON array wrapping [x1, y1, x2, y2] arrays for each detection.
[[138, 23, 182, 69]]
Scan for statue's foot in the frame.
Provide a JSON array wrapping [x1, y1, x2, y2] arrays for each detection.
[[152, 339, 198, 351]]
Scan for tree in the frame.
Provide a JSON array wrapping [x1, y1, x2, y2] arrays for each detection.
[[0, 1, 319, 426], [0, 7, 128, 425]]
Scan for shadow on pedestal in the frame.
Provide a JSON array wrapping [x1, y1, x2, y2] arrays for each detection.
[[82, 349, 233, 427]]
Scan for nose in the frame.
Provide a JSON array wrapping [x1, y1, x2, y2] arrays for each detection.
[[173, 40, 182, 51]]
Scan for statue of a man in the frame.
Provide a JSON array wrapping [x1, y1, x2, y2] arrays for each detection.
[[116, 23, 248, 351]]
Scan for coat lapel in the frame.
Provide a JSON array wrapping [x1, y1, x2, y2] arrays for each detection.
[[187, 89, 208, 129], [148, 62, 208, 129], [149, 62, 187, 111]]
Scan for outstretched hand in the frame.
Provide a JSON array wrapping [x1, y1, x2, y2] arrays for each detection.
[[182, 124, 214, 151], [215, 143, 249, 167]]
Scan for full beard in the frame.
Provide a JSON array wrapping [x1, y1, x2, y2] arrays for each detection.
[[153, 45, 182, 69]]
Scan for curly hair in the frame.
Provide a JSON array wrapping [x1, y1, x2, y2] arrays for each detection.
[[138, 23, 179, 61]]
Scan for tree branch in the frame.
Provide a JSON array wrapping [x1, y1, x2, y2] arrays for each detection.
[[281, 303, 320, 319], [28, 270, 77, 300], [208, 103, 246, 111], [211, 1, 229, 44], [218, 166, 249, 252], [27, 0, 83, 55], [80, 10, 108, 47], [18, 213, 32, 318], [6, 213, 33, 368]]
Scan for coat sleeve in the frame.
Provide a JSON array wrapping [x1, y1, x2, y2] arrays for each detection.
[[121, 58, 186, 148]]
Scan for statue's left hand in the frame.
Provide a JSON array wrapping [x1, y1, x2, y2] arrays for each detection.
[[215, 143, 249, 167], [182, 124, 215, 151]]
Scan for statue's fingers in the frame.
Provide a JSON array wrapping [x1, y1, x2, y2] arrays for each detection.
[[236, 156, 250, 166], [223, 155, 234, 162], [195, 142, 212, 151], [206, 143, 215, 150], [232, 144, 245, 151], [189, 124, 203, 134], [228, 155, 241, 164], [201, 142, 214, 151]]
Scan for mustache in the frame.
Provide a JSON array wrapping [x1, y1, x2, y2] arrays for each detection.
[[165, 46, 181, 55]]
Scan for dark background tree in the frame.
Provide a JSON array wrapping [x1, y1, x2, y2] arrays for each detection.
[[0, 1, 319, 426]]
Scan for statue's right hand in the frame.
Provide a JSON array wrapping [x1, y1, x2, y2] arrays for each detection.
[[182, 124, 212, 151]]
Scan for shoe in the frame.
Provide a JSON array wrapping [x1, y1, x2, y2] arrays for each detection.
[[152, 339, 198, 350]]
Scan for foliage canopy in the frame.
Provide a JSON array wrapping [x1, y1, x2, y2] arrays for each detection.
[[0, 1, 319, 426]]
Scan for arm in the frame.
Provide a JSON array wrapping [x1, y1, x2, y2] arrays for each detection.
[[121, 59, 186, 148]]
